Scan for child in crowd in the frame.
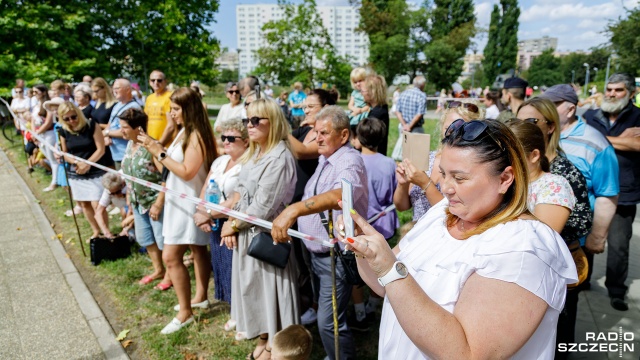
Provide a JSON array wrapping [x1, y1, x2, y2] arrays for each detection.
[[350, 117, 399, 330], [271, 325, 312, 360], [347, 67, 370, 133]]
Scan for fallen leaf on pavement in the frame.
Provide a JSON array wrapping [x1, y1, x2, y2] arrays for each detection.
[[56, 233, 63, 239], [116, 329, 130, 341], [16, 227, 21, 231], [122, 340, 133, 348]]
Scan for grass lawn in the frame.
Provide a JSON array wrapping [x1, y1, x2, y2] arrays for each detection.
[[0, 116, 437, 359]]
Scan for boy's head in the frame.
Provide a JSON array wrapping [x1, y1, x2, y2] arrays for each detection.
[[271, 325, 312, 360], [356, 117, 386, 152]]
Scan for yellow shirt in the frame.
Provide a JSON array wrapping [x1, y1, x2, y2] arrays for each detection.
[[144, 90, 172, 140]]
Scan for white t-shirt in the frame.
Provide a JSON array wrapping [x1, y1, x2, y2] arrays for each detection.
[[528, 172, 575, 213], [485, 104, 500, 119], [213, 103, 243, 132], [379, 199, 578, 359], [208, 155, 242, 201], [98, 186, 127, 209]]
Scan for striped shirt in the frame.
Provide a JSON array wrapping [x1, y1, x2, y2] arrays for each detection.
[[298, 145, 369, 253], [560, 116, 619, 209]]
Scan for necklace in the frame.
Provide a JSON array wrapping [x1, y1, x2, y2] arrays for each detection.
[[459, 219, 465, 232]]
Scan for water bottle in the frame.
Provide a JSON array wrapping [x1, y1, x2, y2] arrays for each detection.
[[205, 179, 221, 231]]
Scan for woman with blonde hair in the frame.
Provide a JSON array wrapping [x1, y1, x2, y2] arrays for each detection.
[[217, 98, 299, 359], [361, 74, 389, 155], [57, 101, 114, 239], [91, 77, 117, 130], [394, 100, 484, 221], [140, 87, 218, 334]]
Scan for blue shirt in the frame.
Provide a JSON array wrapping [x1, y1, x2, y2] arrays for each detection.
[[288, 91, 307, 117], [108, 100, 141, 161], [560, 116, 619, 210], [396, 87, 427, 127]]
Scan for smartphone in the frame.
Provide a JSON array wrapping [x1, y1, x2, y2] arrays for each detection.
[[402, 131, 431, 171], [341, 178, 355, 237]]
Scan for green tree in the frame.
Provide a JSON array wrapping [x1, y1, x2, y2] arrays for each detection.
[[559, 52, 589, 85], [607, 6, 640, 76], [524, 49, 563, 87], [352, 0, 413, 82], [481, 0, 520, 87], [424, 0, 476, 90], [254, 0, 352, 94]]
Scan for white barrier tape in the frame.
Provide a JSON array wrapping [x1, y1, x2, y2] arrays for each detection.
[[367, 204, 396, 224]]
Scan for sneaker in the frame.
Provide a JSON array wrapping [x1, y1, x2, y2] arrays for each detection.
[[108, 207, 121, 216], [301, 308, 317, 325], [610, 297, 629, 311], [348, 312, 370, 332]]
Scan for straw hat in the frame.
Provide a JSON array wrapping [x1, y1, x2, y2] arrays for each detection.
[[42, 97, 65, 112]]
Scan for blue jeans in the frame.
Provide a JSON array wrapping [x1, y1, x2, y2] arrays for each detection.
[[133, 205, 164, 250], [310, 252, 355, 360]]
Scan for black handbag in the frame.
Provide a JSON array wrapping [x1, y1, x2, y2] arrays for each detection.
[[247, 231, 291, 269], [90, 235, 132, 265], [334, 244, 365, 286]]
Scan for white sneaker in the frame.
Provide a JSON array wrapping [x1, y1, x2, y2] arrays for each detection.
[[160, 316, 194, 334], [235, 331, 247, 341], [173, 299, 209, 311], [301, 308, 317, 325], [108, 207, 121, 216]]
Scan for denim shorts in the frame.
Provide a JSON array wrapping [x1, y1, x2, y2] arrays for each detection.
[[133, 205, 164, 250]]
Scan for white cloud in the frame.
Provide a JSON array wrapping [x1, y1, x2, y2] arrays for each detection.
[[521, 2, 620, 22], [576, 18, 603, 29], [475, 2, 494, 25]]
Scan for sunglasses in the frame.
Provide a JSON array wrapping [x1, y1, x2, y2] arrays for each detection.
[[221, 135, 242, 143], [519, 117, 552, 125], [227, 90, 240, 95], [447, 101, 479, 113], [150, 78, 164, 83], [62, 114, 78, 122], [242, 117, 268, 127], [445, 119, 504, 151]]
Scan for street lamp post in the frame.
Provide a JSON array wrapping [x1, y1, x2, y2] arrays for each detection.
[[583, 63, 590, 97], [593, 67, 599, 83], [571, 70, 575, 84]]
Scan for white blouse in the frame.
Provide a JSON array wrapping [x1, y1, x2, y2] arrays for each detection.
[[208, 154, 242, 201], [379, 199, 578, 359]]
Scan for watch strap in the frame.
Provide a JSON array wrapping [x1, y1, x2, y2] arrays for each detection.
[[378, 261, 408, 287]]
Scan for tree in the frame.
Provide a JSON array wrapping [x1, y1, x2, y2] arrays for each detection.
[[560, 52, 589, 85], [481, 0, 520, 87], [607, 6, 640, 76], [424, 0, 476, 90], [254, 0, 352, 94], [352, 0, 413, 82], [524, 49, 563, 87], [0, 0, 221, 89]]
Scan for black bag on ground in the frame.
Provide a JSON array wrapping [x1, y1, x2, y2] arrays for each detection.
[[90, 236, 131, 265], [247, 231, 291, 269]]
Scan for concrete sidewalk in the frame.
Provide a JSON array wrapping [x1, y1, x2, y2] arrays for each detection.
[[0, 149, 128, 360]]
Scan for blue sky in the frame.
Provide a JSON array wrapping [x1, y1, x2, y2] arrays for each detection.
[[211, 0, 638, 53]]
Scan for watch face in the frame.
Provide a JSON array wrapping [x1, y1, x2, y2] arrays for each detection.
[[396, 262, 408, 276]]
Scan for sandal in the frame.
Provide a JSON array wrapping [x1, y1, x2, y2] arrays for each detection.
[[224, 319, 237, 332], [154, 282, 173, 291], [246, 336, 268, 360], [138, 275, 156, 285]]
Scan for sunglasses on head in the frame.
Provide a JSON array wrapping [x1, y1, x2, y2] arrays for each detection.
[[242, 117, 267, 127], [445, 119, 504, 151], [447, 101, 479, 113], [221, 135, 242, 143], [62, 114, 78, 122], [227, 90, 240, 95]]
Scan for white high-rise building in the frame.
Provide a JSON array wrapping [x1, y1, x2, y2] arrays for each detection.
[[236, 4, 369, 79]]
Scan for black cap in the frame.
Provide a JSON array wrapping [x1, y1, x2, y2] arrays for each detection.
[[539, 84, 579, 105], [503, 77, 528, 89]]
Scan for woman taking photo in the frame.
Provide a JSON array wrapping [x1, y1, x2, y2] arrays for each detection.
[[91, 78, 117, 130], [193, 118, 248, 338], [340, 119, 577, 358], [218, 98, 299, 359], [361, 74, 390, 155], [394, 100, 483, 221], [139, 87, 217, 334], [119, 108, 172, 290], [57, 101, 114, 239]]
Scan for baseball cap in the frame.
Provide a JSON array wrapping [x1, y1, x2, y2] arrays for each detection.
[[503, 77, 528, 89], [538, 84, 579, 105]]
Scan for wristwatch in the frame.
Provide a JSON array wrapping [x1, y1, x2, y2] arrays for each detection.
[[105, 129, 110, 136], [230, 219, 240, 233], [206, 208, 214, 218], [157, 151, 167, 162], [378, 261, 408, 287]]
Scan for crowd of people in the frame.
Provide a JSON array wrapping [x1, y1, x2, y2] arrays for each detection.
[[5, 68, 639, 359]]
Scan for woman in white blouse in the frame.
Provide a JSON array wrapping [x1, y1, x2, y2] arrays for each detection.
[[193, 118, 249, 339], [340, 119, 577, 359], [214, 82, 243, 133]]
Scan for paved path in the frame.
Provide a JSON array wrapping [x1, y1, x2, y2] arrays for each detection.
[[0, 149, 128, 360]]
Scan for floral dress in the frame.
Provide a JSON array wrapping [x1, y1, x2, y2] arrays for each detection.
[[121, 141, 162, 213]]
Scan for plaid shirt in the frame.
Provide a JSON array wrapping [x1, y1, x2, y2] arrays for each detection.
[[298, 145, 369, 253], [396, 87, 427, 127]]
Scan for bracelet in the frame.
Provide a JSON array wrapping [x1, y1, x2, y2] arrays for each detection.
[[422, 179, 433, 194]]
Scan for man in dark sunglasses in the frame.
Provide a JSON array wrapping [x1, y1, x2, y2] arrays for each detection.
[[145, 70, 175, 146]]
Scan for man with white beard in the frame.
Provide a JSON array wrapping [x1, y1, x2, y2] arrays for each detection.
[[583, 73, 640, 312]]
